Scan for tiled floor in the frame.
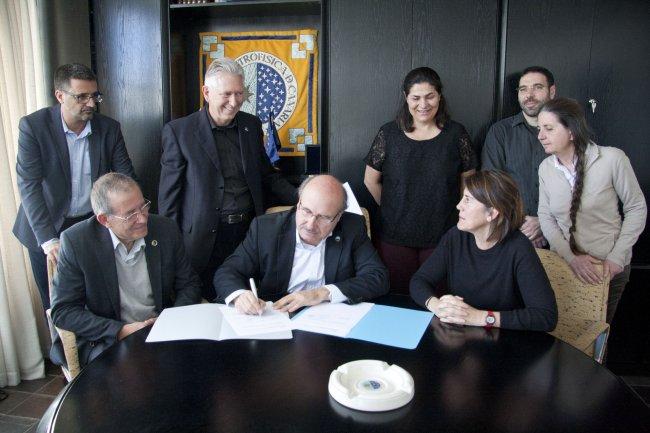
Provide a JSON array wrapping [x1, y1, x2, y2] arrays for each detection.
[[0, 361, 67, 433]]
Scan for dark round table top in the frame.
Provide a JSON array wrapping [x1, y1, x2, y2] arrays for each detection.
[[40, 296, 649, 433]]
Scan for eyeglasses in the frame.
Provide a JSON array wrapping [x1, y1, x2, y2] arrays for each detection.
[[110, 200, 151, 225], [62, 90, 104, 104], [297, 202, 339, 225]]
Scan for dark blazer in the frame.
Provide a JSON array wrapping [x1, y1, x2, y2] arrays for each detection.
[[13, 105, 136, 251], [50, 214, 202, 367], [214, 210, 389, 304], [158, 108, 297, 270]]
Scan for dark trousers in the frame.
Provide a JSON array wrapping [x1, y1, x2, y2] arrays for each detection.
[[28, 213, 93, 311], [376, 239, 435, 294], [200, 219, 251, 302], [28, 248, 50, 310], [606, 264, 631, 324]]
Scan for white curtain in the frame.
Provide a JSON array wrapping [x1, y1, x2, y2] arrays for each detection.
[[0, 0, 50, 387]]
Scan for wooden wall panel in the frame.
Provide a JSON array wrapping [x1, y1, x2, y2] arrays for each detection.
[[327, 0, 412, 212], [412, 0, 499, 150], [588, 0, 650, 263], [503, 0, 595, 117], [92, 0, 168, 208]]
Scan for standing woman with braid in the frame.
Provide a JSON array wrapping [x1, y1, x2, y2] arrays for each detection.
[[537, 97, 647, 323]]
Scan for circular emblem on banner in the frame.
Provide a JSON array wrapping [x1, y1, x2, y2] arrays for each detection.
[[237, 51, 298, 129]]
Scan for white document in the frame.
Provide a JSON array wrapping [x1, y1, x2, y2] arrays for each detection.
[[146, 303, 292, 343], [343, 182, 363, 215], [221, 302, 292, 337], [291, 302, 374, 338]]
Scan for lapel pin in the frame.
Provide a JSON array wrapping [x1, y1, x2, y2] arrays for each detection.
[[335, 236, 341, 242], [151, 240, 158, 246], [244, 126, 249, 132]]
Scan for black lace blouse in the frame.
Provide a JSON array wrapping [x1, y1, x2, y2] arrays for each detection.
[[364, 120, 477, 248]]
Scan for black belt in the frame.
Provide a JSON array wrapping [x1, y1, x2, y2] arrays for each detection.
[[219, 211, 253, 224]]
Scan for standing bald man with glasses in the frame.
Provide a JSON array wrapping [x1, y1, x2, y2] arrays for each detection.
[[50, 173, 201, 367], [214, 175, 389, 315], [13, 63, 136, 312]]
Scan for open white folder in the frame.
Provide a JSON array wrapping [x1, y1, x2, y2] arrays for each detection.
[[146, 303, 293, 343]]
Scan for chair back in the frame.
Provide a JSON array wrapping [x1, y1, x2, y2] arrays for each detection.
[[47, 258, 81, 381], [536, 249, 610, 360]]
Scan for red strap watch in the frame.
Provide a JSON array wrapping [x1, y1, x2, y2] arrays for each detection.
[[485, 310, 496, 328]]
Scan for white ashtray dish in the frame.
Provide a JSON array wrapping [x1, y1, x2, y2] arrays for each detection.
[[328, 360, 414, 412]]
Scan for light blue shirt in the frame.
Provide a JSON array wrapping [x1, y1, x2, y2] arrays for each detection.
[[61, 115, 92, 217]]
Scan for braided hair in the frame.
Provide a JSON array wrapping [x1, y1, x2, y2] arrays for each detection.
[[540, 98, 593, 254]]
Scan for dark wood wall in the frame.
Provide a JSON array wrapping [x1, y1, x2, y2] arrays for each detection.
[[327, 0, 413, 214], [92, 0, 168, 209], [328, 0, 500, 216]]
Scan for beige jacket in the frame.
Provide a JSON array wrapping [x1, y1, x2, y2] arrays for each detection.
[[538, 143, 646, 267]]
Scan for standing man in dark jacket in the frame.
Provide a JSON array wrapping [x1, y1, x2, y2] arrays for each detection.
[[482, 66, 556, 248], [13, 63, 136, 310], [158, 57, 297, 300]]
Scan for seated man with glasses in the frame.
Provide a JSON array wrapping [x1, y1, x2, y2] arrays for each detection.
[[50, 173, 201, 367], [13, 63, 136, 313], [214, 174, 389, 315]]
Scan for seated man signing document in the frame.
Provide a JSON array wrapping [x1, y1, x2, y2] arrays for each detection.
[[214, 175, 389, 314]]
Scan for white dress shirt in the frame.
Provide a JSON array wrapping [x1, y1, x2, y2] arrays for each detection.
[[225, 229, 348, 305], [553, 154, 577, 189]]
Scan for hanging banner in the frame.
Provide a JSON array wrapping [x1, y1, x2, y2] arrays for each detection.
[[199, 29, 319, 157]]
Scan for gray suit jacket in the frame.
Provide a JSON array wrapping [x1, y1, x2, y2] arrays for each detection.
[[50, 214, 202, 367], [13, 105, 136, 251], [214, 210, 389, 304]]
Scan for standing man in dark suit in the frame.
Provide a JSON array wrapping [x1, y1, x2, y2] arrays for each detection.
[[214, 175, 389, 315], [13, 63, 136, 310], [50, 173, 201, 367], [159, 57, 297, 301]]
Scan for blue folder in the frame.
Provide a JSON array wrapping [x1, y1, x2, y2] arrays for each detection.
[[346, 305, 433, 350]]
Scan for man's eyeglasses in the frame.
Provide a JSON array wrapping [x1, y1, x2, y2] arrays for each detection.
[[110, 200, 151, 225], [297, 202, 339, 225], [62, 90, 104, 104]]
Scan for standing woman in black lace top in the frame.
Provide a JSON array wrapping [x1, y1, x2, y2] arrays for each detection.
[[364, 67, 477, 292]]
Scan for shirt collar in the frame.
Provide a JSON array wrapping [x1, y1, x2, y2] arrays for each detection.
[[61, 111, 92, 138], [553, 142, 599, 169], [512, 111, 540, 129], [553, 154, 577, 170], [108, 228, 146, 253], [204, 105, 238, 130]]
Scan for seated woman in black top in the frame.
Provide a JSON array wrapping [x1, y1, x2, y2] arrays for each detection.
[[410, 170, 557, 331]]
